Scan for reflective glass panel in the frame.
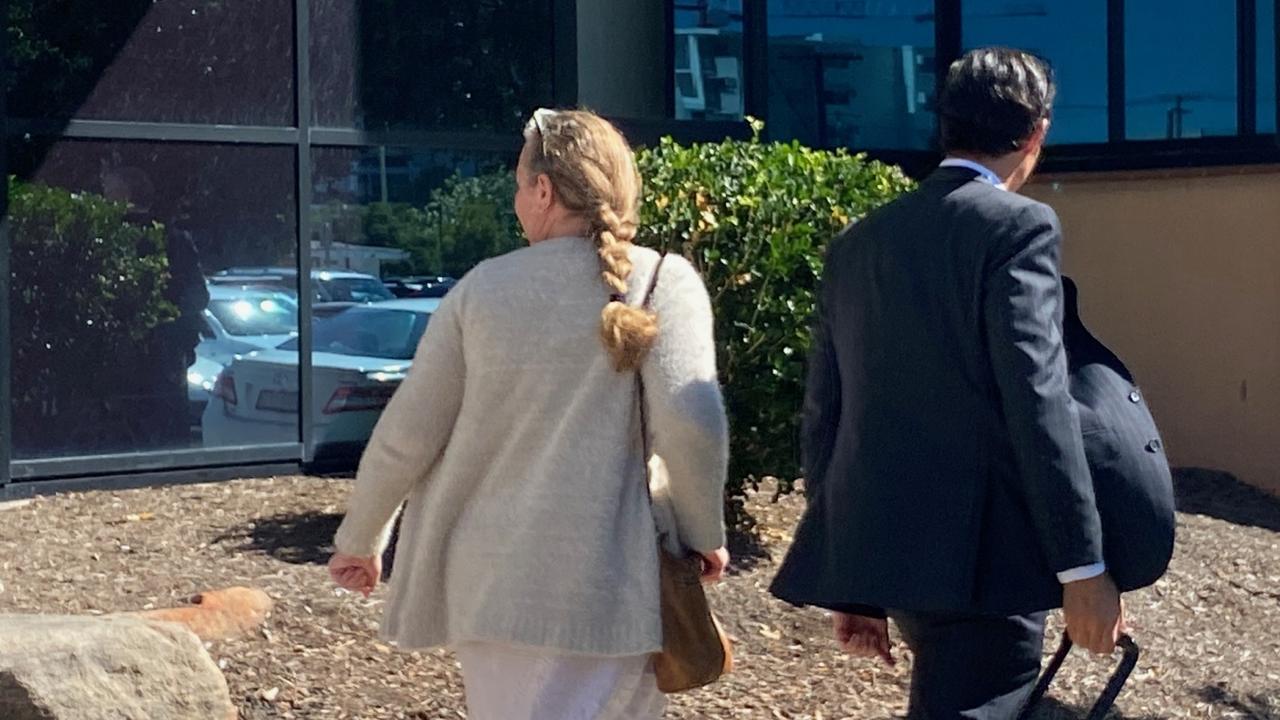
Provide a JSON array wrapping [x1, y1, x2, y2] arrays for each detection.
[[963, 0, 1108, 145], [766, 0, 937, 150], [6, 138, 298, 459], [5, 0, 294, 125], [310, 0, 554, 131], [1126, 0, 1238, 139], [674, 1, 746, 121]]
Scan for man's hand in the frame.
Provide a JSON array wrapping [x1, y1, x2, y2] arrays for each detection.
[[833, 612, 895, 666], [1062, 572, 1124, 654]]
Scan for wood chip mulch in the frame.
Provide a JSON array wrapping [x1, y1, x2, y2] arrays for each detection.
[[0, 468, 1276, 719]]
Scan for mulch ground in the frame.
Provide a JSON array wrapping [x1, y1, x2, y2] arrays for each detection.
[[1, 468, 1277, 719]]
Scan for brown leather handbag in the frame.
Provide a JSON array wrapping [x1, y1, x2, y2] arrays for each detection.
[[650, 547, 734, 692], [636, 255, 734, 694]]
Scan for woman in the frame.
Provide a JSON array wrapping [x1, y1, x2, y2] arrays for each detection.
[[328, 108, 730, 719]]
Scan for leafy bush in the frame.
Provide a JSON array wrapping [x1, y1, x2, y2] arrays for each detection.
[[8, 176, 177, 451], [355, 127, 915, 496], [345, 172, 523, 279], [634, 122, 915, 494], [424, 172, 523, 278]]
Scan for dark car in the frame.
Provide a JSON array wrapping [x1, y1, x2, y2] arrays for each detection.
[[383, 275, 457, 299]]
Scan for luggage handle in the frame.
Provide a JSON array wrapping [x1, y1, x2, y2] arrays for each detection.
[[1016, 633, 1140, 720]]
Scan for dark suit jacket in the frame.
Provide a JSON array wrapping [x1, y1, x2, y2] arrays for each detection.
[[770, 166, 1105, 616], [1062, 277, 1175, 592]]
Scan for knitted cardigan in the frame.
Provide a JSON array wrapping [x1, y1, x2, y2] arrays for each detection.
[[333, 236, 729, 655]]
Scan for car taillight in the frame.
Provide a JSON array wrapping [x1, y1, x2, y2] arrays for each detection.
[[212, 373, 237, 406], [323, 384, 396, 414]]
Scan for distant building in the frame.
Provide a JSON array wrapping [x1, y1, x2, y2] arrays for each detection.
[[310, 241, 409, 278]]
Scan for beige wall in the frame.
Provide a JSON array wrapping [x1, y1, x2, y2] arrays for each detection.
[[1024, 167, 1280, 495]]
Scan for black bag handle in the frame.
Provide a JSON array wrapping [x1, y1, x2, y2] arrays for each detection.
[[1016, 633, 1140, 720]]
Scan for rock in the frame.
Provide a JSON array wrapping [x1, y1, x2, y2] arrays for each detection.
[[133, 586, 273, 641], [0, 614, 236, 720]]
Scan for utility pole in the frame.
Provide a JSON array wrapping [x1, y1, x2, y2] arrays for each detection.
[[1166, 95, 1191, 139], [378, 145, 389, 203]]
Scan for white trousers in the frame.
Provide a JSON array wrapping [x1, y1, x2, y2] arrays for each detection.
[[454, 643, 667, 720]]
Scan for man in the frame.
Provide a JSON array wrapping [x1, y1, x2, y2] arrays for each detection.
[[101, 163, 210, 448], [770, 48, 1124, 718]]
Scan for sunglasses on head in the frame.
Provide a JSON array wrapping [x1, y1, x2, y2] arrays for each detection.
[[532, 107, 557, 137]]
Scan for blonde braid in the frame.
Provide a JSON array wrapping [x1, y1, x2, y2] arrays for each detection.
[[595, 203, 634, 295], [523, 108, 657, 371], [595, 202, 656, 371]]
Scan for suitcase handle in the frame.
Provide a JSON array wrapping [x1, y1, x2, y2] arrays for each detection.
[[1016, 633, 1140, 720]]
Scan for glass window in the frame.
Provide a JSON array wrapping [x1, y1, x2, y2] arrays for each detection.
[[207, 293, 299, 337], [281, 306, 431, 361], [963, 0, 1108, 145], [766, 0, 937, 150], [5, 0, 293, 125], [1261, 0, 1277, 134], [1126, 0, 1238, 140], [310, 146, 517, 280], [674, 1, 746, 121], [310, 0, 554, 131], [305, 146, 514, 459], [315, 273, 396, 303], [6, 138, 298, 460]]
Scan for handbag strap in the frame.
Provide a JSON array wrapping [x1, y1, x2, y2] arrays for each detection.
[[636, 254, 667, 479]]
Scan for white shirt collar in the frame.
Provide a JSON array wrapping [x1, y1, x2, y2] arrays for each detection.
[[938, 158, 1007, 191]]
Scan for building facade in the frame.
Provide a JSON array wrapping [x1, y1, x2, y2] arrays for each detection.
[[1, 1, 1277, 496]]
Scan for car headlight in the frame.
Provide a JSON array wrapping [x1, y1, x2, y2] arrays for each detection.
[[188, 372, 216, 392], [366, 371, 407, 383]]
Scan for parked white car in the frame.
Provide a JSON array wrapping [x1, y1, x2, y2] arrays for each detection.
[[187, 285, 301, 425], [187, 285, 301, 421], [200, 285, 300, 355], [208, 267, 395, 304], [201, 298, 440, 457]]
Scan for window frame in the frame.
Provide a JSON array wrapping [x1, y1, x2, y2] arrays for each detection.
[[0, 0, 573, 486], [666, 0, 1280, 175]]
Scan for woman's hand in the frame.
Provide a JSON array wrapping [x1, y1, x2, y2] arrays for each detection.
[[698, 547, 730, 583], [328, 552, 382, 597]]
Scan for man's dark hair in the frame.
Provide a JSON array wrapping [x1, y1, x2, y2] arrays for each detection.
[[938, 47, 1056, 156]]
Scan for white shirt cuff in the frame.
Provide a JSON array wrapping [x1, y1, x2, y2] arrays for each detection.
[[1057, 562, 1107, 584]]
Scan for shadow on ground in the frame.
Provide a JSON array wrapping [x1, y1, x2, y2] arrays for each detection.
[[1173, 467, 1280, 532], [1023, 684, 1280, 720], [213, 510, 402, 579], [212, 511, 342, 566], [1196, 683, 1280, 720], [214, 501, 775, 580], [212, 467, 1274, 582], [1027, 696, 1164, 719], [726, 495, 772, 574]]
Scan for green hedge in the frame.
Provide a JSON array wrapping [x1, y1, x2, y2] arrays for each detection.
[[8, 176, 177, 451], [634, 122, 915, 494]]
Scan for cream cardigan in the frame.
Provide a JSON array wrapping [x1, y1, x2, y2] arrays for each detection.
[[333, 236, 729, 655]]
